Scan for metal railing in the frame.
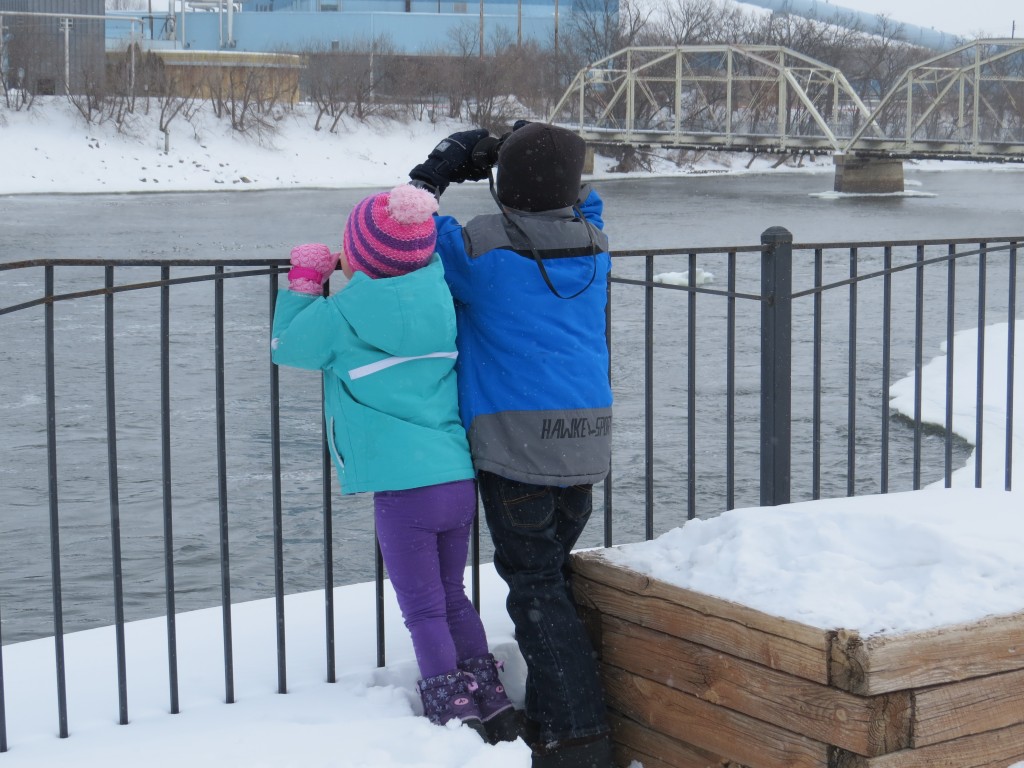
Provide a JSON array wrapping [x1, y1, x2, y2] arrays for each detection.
[[0, 229, 1019, 751]]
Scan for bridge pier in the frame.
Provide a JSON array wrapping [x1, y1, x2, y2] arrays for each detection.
[[583, 144, 595, 175], [833, 155, 904, 194]]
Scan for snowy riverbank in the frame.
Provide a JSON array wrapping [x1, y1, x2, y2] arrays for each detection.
[[1, 96, 864, 196]]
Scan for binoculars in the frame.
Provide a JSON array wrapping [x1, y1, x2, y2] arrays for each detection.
[[470, 134, 505, 173], [469, 121, 529, 173]]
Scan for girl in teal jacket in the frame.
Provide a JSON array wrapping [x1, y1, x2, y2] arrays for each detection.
[[270, 184, 517, 744]]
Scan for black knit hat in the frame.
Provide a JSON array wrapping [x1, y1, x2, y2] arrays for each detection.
[[496, 122, 586, 212]]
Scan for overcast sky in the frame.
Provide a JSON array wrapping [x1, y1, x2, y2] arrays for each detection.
[[769, 0, 1019, 38]]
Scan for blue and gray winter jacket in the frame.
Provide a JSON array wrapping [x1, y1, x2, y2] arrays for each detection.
[[270, 255, 475, 494], [434, 185, 612, 486]]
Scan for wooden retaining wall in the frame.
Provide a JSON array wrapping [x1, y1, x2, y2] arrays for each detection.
[[571, 550, 1024, 768]]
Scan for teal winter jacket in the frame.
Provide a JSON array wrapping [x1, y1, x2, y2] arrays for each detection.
[[270, 255, 474, 494]]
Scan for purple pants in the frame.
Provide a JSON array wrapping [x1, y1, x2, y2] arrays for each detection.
[[373, 479, 489, 678]]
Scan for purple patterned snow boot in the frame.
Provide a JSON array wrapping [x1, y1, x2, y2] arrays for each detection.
[[459, 653, 522, 744], [418, 670, 487, 740]]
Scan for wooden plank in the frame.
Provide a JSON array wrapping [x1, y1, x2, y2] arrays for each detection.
[[834, 722, 1024, 768], [609, 711, 742, 768], [830, 613, 1024, 695], [574, 571, 831, 685], [912, 667, 1024, 746], [601, 663, 832, 768], [572, 551, 830, 653], [600, 614, 911, 757]]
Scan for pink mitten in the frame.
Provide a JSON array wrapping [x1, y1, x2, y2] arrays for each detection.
[[288, 243, 340, 295]]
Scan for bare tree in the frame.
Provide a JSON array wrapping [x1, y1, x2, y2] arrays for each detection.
[[390, 51, 449, 123], [352, 36, 399, 120], [66, 57, 108, 126], [141, 54, 203, 152], [303, 46, 352, 131], [441, 22, 484, 120], [227, 67, 277, 139], [426, 24, 531, 130], [101, 43, 142, 128], [652, 0, 746, 45], [201, 59, 290, 141], [561, 0, 652, 73], [745, 8, 863, 64], [302, 35, 400, 128], [843, 16, 925, 105], [500, 38, 560, 118]]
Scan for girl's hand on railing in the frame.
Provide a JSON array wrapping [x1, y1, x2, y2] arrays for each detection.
[[287, 243, 339, 295]]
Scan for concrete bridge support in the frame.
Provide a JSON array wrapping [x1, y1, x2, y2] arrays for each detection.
[[833, 155, 905, 194], [583, 145, 595, 174]]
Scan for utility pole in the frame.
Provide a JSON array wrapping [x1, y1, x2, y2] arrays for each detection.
[[554, 0, 559, 58], [0, 15, 6, 91], [60, 16, 72, 95]]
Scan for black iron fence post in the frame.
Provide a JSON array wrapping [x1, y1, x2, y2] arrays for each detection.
[[0, 600, 6, 752], [44, 265, 69, 738], [760, 227, 793, 506], [104, 267, 129, 726]]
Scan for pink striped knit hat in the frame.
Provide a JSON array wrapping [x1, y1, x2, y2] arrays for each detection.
[[342, 184, 439, 279]]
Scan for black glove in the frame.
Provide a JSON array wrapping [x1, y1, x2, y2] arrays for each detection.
[[409, 128, 490, 196]]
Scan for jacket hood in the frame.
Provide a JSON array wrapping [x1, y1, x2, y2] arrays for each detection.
[[336, 255, 454, 357]]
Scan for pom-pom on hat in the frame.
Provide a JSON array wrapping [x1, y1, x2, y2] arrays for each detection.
[[343, 184, 439, 279], [496, 122, 586, 212]]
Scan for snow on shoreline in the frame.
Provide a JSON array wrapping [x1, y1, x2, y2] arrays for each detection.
[[6, 97, 1018, 198]]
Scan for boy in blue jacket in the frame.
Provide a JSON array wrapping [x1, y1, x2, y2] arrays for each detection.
[[270, 184, 517, 744], [409, 123, 614, 768]]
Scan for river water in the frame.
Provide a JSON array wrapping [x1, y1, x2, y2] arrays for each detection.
[[2, 167, 1023, 643]]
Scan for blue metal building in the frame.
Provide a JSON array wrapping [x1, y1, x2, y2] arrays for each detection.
[[108, 0, 611, 54]]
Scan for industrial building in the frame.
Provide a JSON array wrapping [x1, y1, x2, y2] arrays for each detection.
[[0, 0, 106, 94], [106, 0, 605, 55], [113, 0, 964, 56], [3, 0, 597, 97], [1, 0, 969, 100]]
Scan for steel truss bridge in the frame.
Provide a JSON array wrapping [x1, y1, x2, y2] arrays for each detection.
[[548, 40, 1024, 163]]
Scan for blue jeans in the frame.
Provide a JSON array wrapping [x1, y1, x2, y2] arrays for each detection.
[[477, 471, 609, 746]]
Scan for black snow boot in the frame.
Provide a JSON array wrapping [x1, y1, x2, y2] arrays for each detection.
[[458, 653, 522, 744]]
